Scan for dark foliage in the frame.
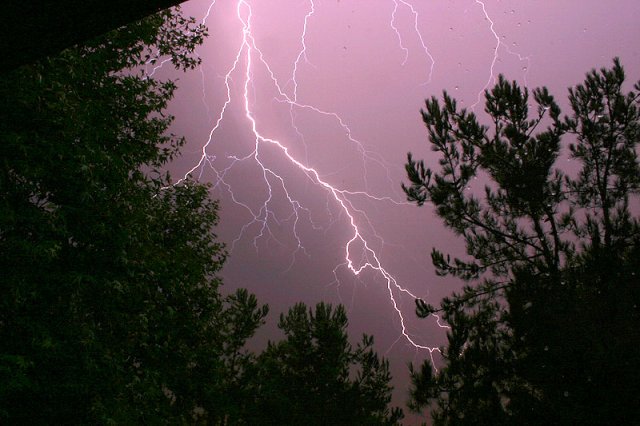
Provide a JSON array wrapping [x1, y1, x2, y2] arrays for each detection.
[[404, 59, 640, 425], [0, 8, 270, 423]]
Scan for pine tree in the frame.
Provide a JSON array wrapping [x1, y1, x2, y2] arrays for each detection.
[[404, 59, 640, 425], [248, 303, 404, 425]]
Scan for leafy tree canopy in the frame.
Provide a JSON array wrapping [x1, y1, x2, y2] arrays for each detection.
[[0, 7, 269, 424], [404, 59, 640, 425]]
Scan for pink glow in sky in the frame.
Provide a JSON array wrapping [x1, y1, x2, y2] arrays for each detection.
[[160, 0, 640, 420]]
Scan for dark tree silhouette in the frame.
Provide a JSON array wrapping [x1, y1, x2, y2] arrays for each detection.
[[0, 7, 268, 423], [246, 303, 404, 425], [403, 59, 640, 425]]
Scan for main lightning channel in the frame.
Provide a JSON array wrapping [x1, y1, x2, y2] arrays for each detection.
[[180, 0, 448, 355]]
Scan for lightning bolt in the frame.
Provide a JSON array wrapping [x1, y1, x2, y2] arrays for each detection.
[[171, 0, 532, 364], [177, 0, 447, 358]]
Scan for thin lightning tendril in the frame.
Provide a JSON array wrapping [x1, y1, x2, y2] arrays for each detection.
[[390, 1, 409, 66], [472, 0, 530, 108], [395, 0, 435, 84]]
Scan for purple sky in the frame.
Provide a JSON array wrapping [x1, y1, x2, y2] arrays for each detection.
[[159, 0, 640, 421]]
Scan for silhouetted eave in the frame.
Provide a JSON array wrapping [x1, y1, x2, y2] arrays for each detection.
[[1, 0, 185, 73]]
